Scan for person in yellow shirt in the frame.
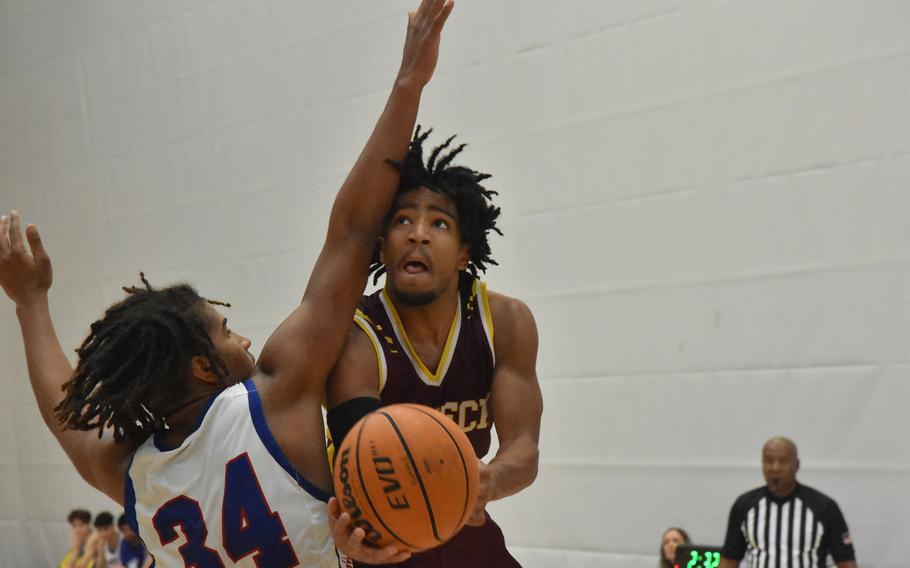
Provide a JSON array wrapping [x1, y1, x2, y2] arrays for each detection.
[[58, 509, 94, 568]]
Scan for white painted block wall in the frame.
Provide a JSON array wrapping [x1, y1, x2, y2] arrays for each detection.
[[1, 1, 907, 566]]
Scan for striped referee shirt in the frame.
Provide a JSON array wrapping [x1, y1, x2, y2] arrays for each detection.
[[721, 483, 855, 568]]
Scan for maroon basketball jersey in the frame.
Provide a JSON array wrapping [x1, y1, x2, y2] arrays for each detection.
[[349, 279, 521, 568], [354, 278, 496, 458]]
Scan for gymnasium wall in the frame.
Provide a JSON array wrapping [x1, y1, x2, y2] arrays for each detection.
[[0, 1, 908, 566]]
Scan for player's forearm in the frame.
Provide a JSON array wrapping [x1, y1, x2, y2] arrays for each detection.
[[718, 557, 739, 568], [326, 80, 423, 240], [488, 437, 539, 501], [15, 296, 74, 429]]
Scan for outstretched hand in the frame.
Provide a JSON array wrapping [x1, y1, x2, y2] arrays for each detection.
[[327, 497, 413, 565], [0, 211, 52, 307], [396, 0, 455, 89]]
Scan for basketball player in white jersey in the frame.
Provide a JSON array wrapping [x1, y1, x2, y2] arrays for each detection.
[[0, 1, 452, 565]]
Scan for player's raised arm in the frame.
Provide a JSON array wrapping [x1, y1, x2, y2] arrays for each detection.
[[0, 212, 132, 503], [258, 0, 454, 391]]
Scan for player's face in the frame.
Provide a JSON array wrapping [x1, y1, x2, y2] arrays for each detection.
[[762, 441, 799, 497], [381, 187, 469, 306], [97, 524, 115, 541], [203, 305, 256, 384], [119, 523, 140, 545], [70, 519, 91, 543], [662, 529, 685, 561]]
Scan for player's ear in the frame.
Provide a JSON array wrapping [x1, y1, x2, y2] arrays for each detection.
[[191, 356, 219, 383], [457, 245, 469, 271], [378, 236, 386, 265]]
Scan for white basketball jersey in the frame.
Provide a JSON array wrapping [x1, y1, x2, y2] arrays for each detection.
[[104, 536, 122, 567], [126, 379, 339, 568]]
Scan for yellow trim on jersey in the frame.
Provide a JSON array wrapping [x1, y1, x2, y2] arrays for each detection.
[[476, 279, 496, 365], [353, 312, 387, 392], [326, 429, 335, 472], [326, 311, 387, 471], [380, 288, 461, 386]]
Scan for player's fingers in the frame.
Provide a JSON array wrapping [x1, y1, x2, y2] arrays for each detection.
[[416, 0, 443, 24], [0, 215, 9, 255], [414, 0, 430, 18], [343, 526, 366, 551], [434, 0, 454, 29], [331, 511, 352, 539], [8, 210, 23, 251], [382, 550, 413, 563], [380, 545, 412, 562], [465, 509, 486, 526], [327, 497, 341, 519], [26, 224, 48, 261]]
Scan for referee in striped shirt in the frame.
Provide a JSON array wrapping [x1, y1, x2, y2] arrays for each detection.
[[719, 437, 857, 568]]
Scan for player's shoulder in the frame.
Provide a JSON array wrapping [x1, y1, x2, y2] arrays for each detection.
[[485, 287, 534, 324], [333, 318, 381, 373], [484, 286, 537, 357], [347, 314, 380, 349]]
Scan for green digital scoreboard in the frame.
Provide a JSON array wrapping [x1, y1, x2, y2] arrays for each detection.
[[674, 544, 723, 568]]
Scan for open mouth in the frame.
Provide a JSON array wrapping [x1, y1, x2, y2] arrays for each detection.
[[404, 261, 428, 274]]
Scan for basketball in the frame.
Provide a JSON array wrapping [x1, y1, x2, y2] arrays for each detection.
[[332, 403, 480, 552]]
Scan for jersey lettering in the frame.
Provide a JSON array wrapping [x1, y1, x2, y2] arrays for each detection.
[[438, 396, 490, 433], [153, 453, 298, 568], [153, 497, 225, 568], [222, 453, 298, 567]]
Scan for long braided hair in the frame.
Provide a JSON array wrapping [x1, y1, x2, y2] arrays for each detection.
[[54, 274, 230, 444]]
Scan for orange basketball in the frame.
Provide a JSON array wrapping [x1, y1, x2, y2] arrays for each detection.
[[332, 403, 479, 552]]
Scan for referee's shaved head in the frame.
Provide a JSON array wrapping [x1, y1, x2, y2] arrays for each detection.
[[762, 436, 800, 497], [763, 436, 798, 457]]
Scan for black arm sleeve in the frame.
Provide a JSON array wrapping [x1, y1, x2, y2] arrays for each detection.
[[720, 497, 748, 561], [327, 396, 382, 461], [822, 500, 856, 563]]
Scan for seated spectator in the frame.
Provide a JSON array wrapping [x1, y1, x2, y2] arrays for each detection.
[[86, 512, 122, 567], [59, 509, 93, 568], [117, 514, 152, 568], [660, 527, 691, 568]]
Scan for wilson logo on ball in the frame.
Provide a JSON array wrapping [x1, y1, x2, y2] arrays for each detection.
[[337, 447, 384, 544]]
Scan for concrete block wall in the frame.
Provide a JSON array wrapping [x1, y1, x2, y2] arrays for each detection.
[[0, 1, 907, 566]]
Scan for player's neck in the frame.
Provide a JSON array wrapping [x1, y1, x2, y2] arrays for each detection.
[[157, 387, 221, 447], [390, 287, 460, 346]]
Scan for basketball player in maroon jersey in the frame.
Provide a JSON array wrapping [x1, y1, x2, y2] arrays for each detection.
[[325, 130, 542, 567]]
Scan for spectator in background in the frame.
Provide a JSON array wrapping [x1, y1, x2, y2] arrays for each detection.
[[59, 509, 93, 568], [86, 512, 121, 567], [117, 514, 151, 568], [660, 527, 691, 568]]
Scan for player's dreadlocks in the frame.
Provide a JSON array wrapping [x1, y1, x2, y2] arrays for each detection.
[[369, 126, 502, 293], [54, 273, 230, 445]]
